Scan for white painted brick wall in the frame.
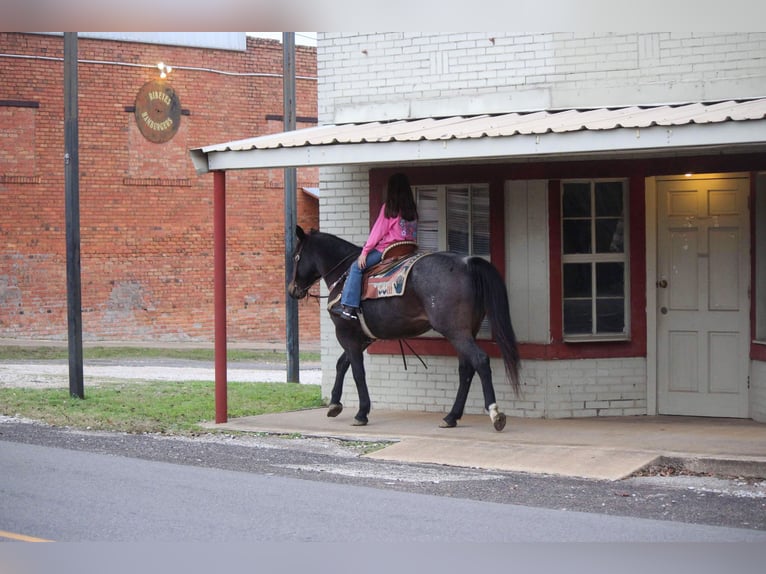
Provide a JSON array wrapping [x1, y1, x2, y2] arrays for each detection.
[[318, 164, 372, 395], [321, 352, 647, 420], [318, 32, 766, 123]]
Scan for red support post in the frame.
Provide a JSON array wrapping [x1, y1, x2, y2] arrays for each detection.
[[214, 170, 227, 423]]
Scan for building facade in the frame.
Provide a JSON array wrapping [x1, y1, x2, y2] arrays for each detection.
[[0, 32, 319, 346], [192, 32, 766, 422], [313, 33, 766, 421]]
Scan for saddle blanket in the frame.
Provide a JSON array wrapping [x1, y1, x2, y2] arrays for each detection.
[[362, 251, 429, 300]]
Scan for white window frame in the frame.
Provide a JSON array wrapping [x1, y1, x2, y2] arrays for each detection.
[[561, 178, 631, 342]]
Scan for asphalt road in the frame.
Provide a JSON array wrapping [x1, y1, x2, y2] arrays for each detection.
[[8, 439, 763, 543], [2, 419, 765, 543]]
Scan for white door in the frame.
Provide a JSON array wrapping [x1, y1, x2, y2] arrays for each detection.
[[656, 176, 750, 418]]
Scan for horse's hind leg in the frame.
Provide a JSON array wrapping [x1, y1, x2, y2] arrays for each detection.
[[441, 358, 475, 428], [327, 351, 350, 417], [452, 337, 506, 432], [476, 355, 506, 431]]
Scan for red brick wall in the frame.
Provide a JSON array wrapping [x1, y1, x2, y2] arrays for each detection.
[[0, 33, 320, 346]]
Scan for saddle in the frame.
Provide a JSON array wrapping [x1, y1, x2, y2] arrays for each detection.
[[362, 241, 425, 300], [326, 241, 425, 340], [379, 240, 419, 261]]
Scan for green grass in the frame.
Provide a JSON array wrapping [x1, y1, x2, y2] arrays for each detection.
[[0, 381, 324, 434], [0, 345, 320, 363], [0, 345, 326, 435]]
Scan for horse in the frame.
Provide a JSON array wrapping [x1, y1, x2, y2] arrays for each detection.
[[288, 225, 521, 431]]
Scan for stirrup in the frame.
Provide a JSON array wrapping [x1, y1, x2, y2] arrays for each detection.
[[331, 304, 358, 321], [340, 305, 358, 321]]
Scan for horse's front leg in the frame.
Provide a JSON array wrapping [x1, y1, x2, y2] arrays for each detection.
[[347, 349, 371, 426], [327, 351, 350, 418]]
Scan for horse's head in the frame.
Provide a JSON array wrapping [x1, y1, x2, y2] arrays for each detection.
[[288, 225, 322, 299]]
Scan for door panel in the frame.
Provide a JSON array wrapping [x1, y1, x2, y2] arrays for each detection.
[[709, 332, 739, 394], [668, 331, 697, 393], [656, 177, 750, 418], [668, 230, 699, 310], [708, 228, 739, 310]]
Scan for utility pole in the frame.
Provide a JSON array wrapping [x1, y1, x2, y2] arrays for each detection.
[[283, 33, 300, 383], [64, 32, 84, 398]]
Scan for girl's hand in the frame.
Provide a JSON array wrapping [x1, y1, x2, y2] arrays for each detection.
[[358, 254, 367, 269]]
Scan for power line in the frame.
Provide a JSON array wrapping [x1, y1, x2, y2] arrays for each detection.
[[0, 52, 317, 80]]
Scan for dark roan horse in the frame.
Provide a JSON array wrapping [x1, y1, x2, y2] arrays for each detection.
[[288, 226, 521, 431]]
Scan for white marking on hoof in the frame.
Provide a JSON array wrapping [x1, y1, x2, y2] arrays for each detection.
[[487, 403, 506, 432]]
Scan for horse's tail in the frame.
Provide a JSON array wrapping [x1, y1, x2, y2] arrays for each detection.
[[467, 257, 521, 396]]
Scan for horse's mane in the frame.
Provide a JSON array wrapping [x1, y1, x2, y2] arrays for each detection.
[[307, 228, 360, 253]]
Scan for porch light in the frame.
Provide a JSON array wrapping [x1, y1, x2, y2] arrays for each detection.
[[157, 62, 172, 79]]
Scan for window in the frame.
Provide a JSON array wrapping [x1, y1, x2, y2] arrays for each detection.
[[414, 183, 491, 336], [561, 180, 629, 340], [415, 184, 490, 257]]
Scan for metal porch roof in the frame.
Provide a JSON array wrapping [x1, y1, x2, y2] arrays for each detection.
[[190, 98, 766, 174]]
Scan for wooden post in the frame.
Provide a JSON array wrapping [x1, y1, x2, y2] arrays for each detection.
[[214, 170, 227, 423], [283, 32, 300, 383], [64, 32, 84, 399]]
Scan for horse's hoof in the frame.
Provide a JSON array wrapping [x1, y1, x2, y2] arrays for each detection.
[[440, 418, 457, 428], [327, 403, 343, 418], [492, 412, 507, 432], [352, 417, 368, 426]]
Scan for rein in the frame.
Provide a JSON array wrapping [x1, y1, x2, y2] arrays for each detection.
[[323, 252, 358, 294], [298, 248, 358, 300], [398, 339, 428, 370]]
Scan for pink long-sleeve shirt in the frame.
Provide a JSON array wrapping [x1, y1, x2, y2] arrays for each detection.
[[361, 205, 418, 258]]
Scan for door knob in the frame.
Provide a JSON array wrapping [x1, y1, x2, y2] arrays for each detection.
[[656, 279, 668, 288]]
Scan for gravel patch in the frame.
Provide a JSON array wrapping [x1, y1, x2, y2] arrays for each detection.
[[628, 475, 766, 499]]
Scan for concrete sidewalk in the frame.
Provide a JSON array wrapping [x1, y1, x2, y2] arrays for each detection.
[[210, 408, 766, 481]]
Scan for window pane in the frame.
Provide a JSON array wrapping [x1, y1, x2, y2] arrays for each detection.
[[416, 188, 440, 252], [562, 183, 590, 217], [471, 185, 490, 257], [563, 220, 592, 254], [596, 298, 625, 333], [564, 300, 592, 334], [596, 262, 624, 297], [595, 181, 623, 216], [563, 263, 592, 298], [447, 186, 469, 254], [596, 218, 624, 253]]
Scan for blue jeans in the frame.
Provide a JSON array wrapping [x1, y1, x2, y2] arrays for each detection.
[[341, 249, 382, 308]]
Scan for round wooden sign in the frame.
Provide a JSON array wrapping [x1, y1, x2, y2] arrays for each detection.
[[134, 80, 181, 143]]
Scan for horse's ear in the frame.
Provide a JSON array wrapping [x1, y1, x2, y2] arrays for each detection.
[[296, 225, 306, 241]]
